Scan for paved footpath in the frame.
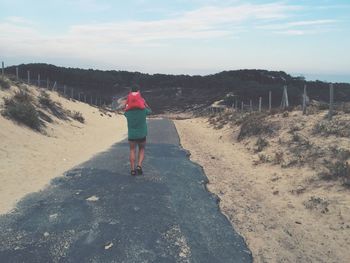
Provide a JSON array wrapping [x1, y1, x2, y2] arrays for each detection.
[[0, 119, 252, 263]]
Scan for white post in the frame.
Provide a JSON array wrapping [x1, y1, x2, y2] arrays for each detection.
[[285, 86, 289, 108], [52, 81, 57, 91], [78, 92, 81, 101], [250, 100, 253, 112], [269, 91, 272, 112], [329, 83, 334, 120], [259, 97, 262, 112], [281, 86, 289, 110], [241, 101, 244, 111]]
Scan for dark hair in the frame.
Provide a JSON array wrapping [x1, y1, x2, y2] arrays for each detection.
[[131, 85, 140, 92]]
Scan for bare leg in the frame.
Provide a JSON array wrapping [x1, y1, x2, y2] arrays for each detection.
[[129, 141, 136, 170], [137, 142, 146, 167]]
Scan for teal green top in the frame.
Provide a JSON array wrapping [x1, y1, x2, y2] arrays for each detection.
[[124, 108, 152, 139]]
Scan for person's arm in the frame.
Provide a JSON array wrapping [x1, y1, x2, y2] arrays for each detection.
[[124, 97, 129, 110], [145, 107, 152, 115], [144, 99, 151, 111]]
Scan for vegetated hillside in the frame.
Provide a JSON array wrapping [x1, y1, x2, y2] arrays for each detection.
[[5, 63, 350, 113]]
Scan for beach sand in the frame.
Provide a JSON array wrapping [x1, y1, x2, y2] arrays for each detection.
[[175, 117, 350, 263], [0, 84, 127, 215]]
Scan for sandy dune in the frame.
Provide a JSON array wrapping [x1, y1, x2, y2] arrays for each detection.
[[175, 116, 350, 263], [0, 84, 127, 215]]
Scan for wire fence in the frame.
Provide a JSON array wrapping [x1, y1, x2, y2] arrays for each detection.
[[2, 61, 349, 119], [200, 83, 350, 121], [1, 62, 108, 108]]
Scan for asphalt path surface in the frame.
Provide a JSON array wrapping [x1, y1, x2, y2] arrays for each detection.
[[0, 119, 252, 263]]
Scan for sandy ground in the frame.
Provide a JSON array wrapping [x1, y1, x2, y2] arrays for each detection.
[[0, 84, 127, 215], [175, 117, 350, 263]]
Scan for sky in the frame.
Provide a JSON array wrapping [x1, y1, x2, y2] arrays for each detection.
[[0, 0, 349, 82]]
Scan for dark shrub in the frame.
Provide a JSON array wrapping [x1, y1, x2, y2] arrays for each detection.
[[71, 111, 85, 123], [38, 92, 68, 120], [320, 160, 350, 187], [38, 110, 53, 123], [238, 113, 275, 140], [0, 78, 11, 89], [39, 91, 55, 108], [255, 137, 268, 152], [2, 92, 41, 131], [13, 91, 33, 103], [313, 119, 350, 138]]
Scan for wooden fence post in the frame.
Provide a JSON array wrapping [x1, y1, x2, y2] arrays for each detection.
[[285, 86, 289, 108], [38, 74, 40, 87], [16, 67, 19, 80], [302, 85, 307, 115], [241, 101, 244, 111], [328, 83, 334, 120], [269, 91, 272, 112], [259, 97, 262, 112], [27, 70, 30, 84], [281, 86, 289, 110]]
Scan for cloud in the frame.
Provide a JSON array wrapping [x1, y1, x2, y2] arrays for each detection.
[[0, 2, 300, 54], [257, 19, 338, 36], [286, 20, 337, 27], [0, 2, 331, 65], [68, 2, 300, 44], [258, 19, 337, 30], [275, 30, 308, 36], [314, 4, 350, 10], [3, 16, 35, 25]]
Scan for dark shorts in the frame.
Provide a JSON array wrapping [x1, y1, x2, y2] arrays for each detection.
[[128, 137, 146, 143]]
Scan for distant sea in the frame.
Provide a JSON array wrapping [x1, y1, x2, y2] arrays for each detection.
[[299, 73, 350, 84]]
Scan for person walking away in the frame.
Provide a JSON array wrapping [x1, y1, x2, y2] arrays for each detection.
[[124, 86, 152, 176]]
